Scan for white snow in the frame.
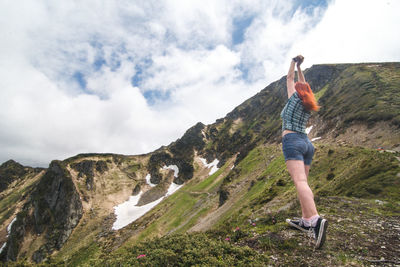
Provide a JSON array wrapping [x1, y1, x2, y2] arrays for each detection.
[[112, 182, 184, 230], [199, 158, 220, 175], [145, 174, 157, 187], [112, 191, 162, 230], [166, 182, 183, 196], [162, 165, 179, 178], [0, 217, 17, 254], [7, 217, 17, 234], [199, 158, 207, 165], [0, 242, 6, 254], [306, 126, 313, 134], [311, 137, 322, 142]]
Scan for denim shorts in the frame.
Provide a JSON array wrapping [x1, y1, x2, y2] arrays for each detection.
[[282, 132, 315, 165]]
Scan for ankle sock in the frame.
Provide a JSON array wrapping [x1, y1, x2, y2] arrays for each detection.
[[302, 215, 320, 227]]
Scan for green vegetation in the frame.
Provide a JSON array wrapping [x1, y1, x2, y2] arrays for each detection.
[[61, 243, 101, 267], [0, 172, 40, 225], [310, 145, 400, 200], [319, 63, 400, 128], [314, 84, 329, 101], [91, 233, 269, 266], [0, 191, 22, 225], [190, 162, 227, 192], [4, 142, 400, 266], [2, 63, 400, 266]]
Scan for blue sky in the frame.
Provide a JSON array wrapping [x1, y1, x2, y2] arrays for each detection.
[[69, 0, 331, 105], [0, 0, 399, 167]]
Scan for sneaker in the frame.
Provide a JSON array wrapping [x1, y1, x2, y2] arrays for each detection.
[[286, 218, 310, 233], [312, 217, 328, 249]]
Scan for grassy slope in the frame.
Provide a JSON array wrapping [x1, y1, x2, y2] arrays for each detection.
[[0, 170, 44, 235], [3, 63, 400, 266], [107, 144, 399, 266], [317, 63, 400, 129], [33, 141, 399, 266]]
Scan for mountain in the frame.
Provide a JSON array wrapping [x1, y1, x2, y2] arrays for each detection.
[[0, 63, 399, 266]]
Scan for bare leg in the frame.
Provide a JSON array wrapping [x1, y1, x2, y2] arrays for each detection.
[[305, 164, 310, 179], [286, 160, 318, 218]]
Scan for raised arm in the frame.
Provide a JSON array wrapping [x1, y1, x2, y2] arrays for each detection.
[[296, 55, 305, 83], [286, 59, 296, 98]]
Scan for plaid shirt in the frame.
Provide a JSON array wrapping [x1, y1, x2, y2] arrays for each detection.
[[280, 92, 310, 133]]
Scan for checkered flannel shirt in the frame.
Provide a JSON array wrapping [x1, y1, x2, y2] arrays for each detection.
[[280, 92, 310, 134]]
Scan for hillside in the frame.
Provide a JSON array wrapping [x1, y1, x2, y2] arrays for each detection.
[[0, 63, 399, 266]]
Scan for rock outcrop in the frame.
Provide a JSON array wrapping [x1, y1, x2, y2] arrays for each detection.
[[0, 160, 83, 263], [0, 160, 42, 193], [70, 159, 109, 191]]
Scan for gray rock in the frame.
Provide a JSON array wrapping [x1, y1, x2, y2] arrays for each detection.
[[0, 161, 83, 263]]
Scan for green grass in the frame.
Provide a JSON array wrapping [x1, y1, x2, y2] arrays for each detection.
[[119, 143, 399, 263], [319, 64, 400, 128], [206, 143, 400, 238], [117, 162, 234, 247], [239, 147, 265, 175], [212, 147, 284, 231], [51, 215, 104, 264], [0, 174, 39, 225], [310, 146, 400, 200], [190, 161, 229, 192], [314, 84, 329, 101], [190, 169, 222, 191], [11, 144, 400, 266], [130, 190, 205, 243], [61, 243, 101, 267], [94, 233, 270, 267], [0, 191, 21, 220], [175, 207, 210, 234], [166, 193, 199, 229]]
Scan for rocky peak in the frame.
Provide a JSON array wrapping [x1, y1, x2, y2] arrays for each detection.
[[0, 160, 30, 192], [0, 160, 83, 263]]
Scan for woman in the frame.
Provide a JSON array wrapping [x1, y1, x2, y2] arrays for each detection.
[[281, 55, 328, 249]]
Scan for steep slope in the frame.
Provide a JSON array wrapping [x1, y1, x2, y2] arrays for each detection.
[[0, 161, 82, 262], [0, 161, 44, 258], [0, 62, 399, 265], [46, 142, 399, 266], [199, 63, 399, 167]]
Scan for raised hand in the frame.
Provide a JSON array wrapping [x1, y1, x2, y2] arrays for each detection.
[[295, 55, 304, 66]]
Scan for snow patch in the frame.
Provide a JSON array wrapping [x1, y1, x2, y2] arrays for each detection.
[[0, 217, 17, 254], [311, 137, 322, 142], [306, 126, 313, 134], [112, 192, 162, 230], [199, 158, 220, 175], [7, 217, 17, 234], [0, 242, 6, 254], [166, 182, 183, 196], [145, 174, 156, 187], [112, 182, 184, 230], [162, 165, 179, 178]]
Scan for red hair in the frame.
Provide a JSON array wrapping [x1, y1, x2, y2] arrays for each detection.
[[295, 82, 320, 111]]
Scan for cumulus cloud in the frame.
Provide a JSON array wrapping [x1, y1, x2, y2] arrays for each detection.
[[0, 0, 399, 167], [288, 0, 400, 67]]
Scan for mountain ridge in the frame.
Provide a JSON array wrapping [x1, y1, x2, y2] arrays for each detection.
[[0, 62, 399, 265]]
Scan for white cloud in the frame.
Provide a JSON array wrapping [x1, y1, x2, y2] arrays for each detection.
[[0, 0, 399, 167], [288, 0, 400, 67], [237, 1, 327, 83]]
